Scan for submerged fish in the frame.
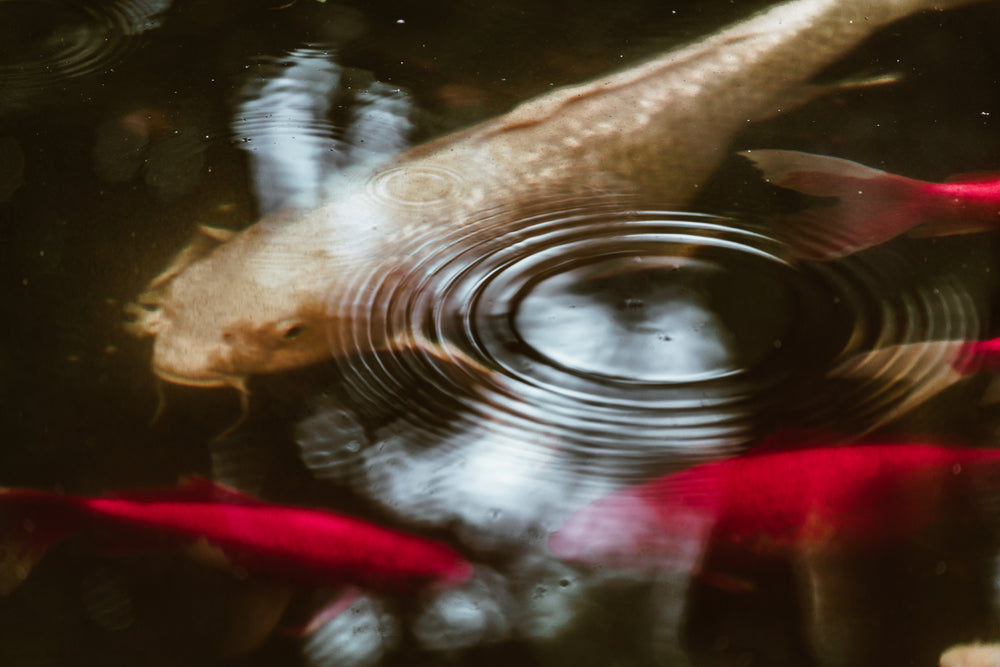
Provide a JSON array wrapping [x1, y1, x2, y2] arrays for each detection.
[[0, 477, 472, 596], [742, 149, 1000, 258], [127, 0, 986, 391], [549, 442, 1000, 569]]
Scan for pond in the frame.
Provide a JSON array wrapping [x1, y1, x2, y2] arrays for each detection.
[[3, 0, 1000, 665]]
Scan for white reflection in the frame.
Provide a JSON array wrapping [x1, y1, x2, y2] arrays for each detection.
[[353, 428, 609, 553], [234, 49, 413, 214], [515, 260, 738, 382], [116, 0, 172, 34], [302, 595, 399, 667], [412, 568, 513, 651]]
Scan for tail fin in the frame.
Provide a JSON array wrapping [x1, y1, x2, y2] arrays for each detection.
[[0, 489, 80, 594], [740, 150, 929, 259]]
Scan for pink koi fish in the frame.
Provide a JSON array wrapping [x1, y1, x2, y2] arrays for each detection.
[[550, 442, 1000, 570], [741, 149, 1000, 259], [0, 477, 472, 596]]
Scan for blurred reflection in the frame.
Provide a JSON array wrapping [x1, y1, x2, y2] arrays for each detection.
[[233, 48, 413, 214], [93, 105, 209, 200], [941, 642, 1000, 667], [549, 440, 1000, 665], [302, 595, 399, 667], [0, 0, 171, 113], [515, 257, 738, 382]]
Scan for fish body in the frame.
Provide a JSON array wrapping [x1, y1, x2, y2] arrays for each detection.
[[549, 443, 1000, 568], [742, 149, 1000, 258], [0, 478, 472, 595], [128, 0, 986, 388]]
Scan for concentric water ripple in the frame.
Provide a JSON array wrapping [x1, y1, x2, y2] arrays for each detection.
[[320, 198, 979, 488], [0, 0, 164, 111]]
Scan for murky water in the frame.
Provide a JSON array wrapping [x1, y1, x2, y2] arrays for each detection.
[[4, 0, 1000, 665]]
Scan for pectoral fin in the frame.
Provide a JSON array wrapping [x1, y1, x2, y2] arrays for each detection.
[[751, 72, 902, 122], [146, 224, 236, 291]]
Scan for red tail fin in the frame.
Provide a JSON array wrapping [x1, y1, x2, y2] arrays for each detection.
[[741, 150, 929, 259], [0, 489, 81, 594]]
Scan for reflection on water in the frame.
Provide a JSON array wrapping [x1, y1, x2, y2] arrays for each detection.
[[3, 0, 1000, 666], [0, 0, 169, 110], [515, 257, 739, 382], [233, 47, 413, 213]]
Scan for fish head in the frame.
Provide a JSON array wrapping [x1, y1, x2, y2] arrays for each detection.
[[126, 221, 341, 389]]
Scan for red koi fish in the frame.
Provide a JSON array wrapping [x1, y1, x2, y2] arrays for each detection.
[[550, 443, 1000, 570], [741, 149, 1000, 258], [0, 477, 472, 596]]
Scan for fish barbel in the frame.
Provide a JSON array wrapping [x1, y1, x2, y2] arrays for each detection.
[[126, 0, 986, 390]]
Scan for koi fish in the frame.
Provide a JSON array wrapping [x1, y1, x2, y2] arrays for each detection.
[[126, 0, 985, 392], [742, 149, 1000, 259], [0, 477, 472, 597], [549, 442, 1000, 569]]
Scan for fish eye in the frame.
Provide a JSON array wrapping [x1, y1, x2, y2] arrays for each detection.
[[280, 322, 305, 341]]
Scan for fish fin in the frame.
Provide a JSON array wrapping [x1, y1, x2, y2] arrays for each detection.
[[0, 490, 80, 594], [281, 587, 363, 637], [755, 72, 902, 121], [980, 376, 1000, 406], [828, 340, 970, 381], [383, 331, 492, 377], [741, 149, 890, 187], [907, 217, 1000, 238], [740, 150, 927, 258], [827, 340, 970, 432], [146, 225, 234, 291]]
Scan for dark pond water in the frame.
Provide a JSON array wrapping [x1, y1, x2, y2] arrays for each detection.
[[4, 0, 1000, 665]]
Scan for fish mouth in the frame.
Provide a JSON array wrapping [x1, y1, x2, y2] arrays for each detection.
[[152, 366, 246, 391]]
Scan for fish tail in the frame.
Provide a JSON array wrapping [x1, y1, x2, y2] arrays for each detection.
[[0, 489, 82, 594], [740, 149, 929, 259]]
